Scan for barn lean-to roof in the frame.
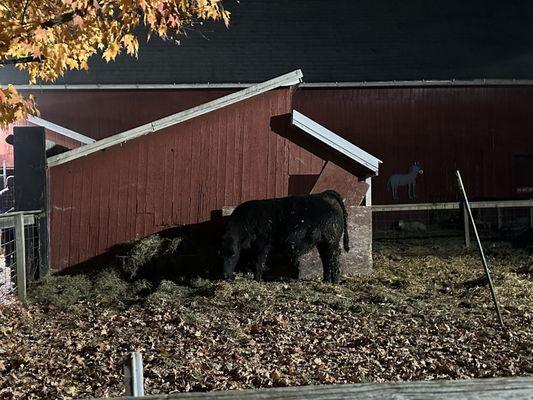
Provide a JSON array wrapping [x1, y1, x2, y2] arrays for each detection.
[[291, 110, 381, 176]]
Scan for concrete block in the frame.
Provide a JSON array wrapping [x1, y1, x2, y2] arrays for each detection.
[[299, 205, 372, 278]]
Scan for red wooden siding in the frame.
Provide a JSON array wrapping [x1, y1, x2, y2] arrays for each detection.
[[288, 142, 325, 175], [45, 129, 82, 149], [24, 89, 235, 140], [294, 87, 533, 204], [49, 88, 294, 270]]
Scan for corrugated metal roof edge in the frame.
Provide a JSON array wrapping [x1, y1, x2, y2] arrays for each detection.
[[47, 69, 303, 167], [15, 79, 533, 90]]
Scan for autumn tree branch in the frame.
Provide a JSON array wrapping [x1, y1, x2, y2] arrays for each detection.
[[20, 0, 32, 25], [0, 55, 42, 65], [1, 6, 84, 65]]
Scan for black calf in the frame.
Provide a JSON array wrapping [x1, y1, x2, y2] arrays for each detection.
[[221, 190, 349, 283]]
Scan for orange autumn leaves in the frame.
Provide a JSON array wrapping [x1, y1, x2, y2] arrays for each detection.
[[0, 0, 229, 127]]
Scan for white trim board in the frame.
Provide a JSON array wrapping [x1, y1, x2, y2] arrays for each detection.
[[27, 115, 95, 144], [48, 69, 303, 167], [14, 78, 533, 90], [291, 110, 381, 174]]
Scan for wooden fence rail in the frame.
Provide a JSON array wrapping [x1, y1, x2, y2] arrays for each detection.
[[372, 199, 533, 248], [116, 376, 533, 400], [372, 199, 533, 212]]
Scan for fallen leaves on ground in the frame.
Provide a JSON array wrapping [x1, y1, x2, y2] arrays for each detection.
[[0, 238, 532, 398]]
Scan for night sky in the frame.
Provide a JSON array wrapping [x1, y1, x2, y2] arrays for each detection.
[[2, 0, 533, 84]]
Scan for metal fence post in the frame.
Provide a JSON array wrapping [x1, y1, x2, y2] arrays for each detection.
[[456, 171, 504, 330], [124, 352, 144, 397], [530, 207, 533, 229], [14, 213, 26, 301], [497, 207, 502, 230]]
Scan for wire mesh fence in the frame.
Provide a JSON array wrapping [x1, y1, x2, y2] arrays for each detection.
[[0, 211, 44, 305], [0, 224, 15, 305], [373, 200, 533, 241]]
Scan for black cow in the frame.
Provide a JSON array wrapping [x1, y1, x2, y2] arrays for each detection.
[[221, 190, 350, 283]]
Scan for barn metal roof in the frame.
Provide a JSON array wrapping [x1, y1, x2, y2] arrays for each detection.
[[291, 110, 381, 176], [2, 0, 533, 85], [11, 79, 533, 90]]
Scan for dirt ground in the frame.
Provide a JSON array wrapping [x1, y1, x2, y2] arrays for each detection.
[[0, 238, 532, 399]]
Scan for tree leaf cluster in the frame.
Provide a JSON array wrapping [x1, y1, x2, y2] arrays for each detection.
[[0, 0, 230, 126]]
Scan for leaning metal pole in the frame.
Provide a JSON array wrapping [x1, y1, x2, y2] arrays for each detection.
[[124, 351, 144, 396], [456, 170, 504, 330]]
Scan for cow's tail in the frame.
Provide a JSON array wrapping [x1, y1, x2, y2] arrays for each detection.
[[323, 190, 350, 252]]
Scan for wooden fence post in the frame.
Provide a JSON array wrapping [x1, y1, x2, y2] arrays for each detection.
[[463, 206, 470, 249], [14, 213, 26, 301], [124, 352, 144, 397]]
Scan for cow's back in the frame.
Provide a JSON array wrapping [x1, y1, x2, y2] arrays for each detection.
[[276, 193, 343, 233], [227, 192, 343, 239]]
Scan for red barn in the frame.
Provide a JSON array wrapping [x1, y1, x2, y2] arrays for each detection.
[[41, 71, 380, 270]]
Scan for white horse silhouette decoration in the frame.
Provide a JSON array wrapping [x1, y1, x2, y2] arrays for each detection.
[[387, 162, 424, 201]]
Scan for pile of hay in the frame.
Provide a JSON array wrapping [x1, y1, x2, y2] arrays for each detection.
[[121, 234, 184, 280]]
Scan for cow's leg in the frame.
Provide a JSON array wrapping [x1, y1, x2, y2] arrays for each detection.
[[412, 182, 416, 199], [408, 183, 413, 200], [287, 254, 300, 280], [317, 241, 341, 283], [252, 244, 270, 281]]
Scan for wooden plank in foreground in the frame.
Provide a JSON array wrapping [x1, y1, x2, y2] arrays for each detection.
[[117, 376, 533, 400]]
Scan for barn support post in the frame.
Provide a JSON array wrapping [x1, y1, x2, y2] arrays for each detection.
[[365, 178, 372, 206], [463, 206, 470, 249], [13, 126, 49, 279], [42, 167, 51, 280], [123, 352, 144, 397], [14, 213, 26, 301]]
